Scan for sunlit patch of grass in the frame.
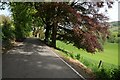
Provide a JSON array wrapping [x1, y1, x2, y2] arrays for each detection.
[[56, 40, 118, 67]]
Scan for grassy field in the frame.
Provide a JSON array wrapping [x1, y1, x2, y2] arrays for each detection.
[[56, 40, 118, 69]]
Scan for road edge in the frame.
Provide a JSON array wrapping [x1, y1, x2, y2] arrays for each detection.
[[46, 46, 87, 80]]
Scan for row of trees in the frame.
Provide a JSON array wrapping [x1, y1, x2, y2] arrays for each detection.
[[0, 15, 14, 41], [0, 14, 15, 51], [1, 0, 114, 53]]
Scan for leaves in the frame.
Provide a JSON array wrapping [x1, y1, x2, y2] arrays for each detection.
[[72, 27, 103, 53], [7, 1, 113, 53]]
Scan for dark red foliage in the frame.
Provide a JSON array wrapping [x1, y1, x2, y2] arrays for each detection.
[[97, 2, 104, 8], [73, 27, 103, 53], [34, 1, 113, 53]]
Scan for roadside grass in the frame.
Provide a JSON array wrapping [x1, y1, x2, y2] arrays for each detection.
[[56, 40, 118, 70]]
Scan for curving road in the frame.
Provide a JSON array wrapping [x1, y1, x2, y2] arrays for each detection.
[[2, 38, 84, 79]]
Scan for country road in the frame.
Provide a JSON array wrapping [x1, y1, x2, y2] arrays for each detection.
[[2, 38, 84, 79]]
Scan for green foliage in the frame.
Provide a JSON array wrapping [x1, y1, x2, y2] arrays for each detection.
[[0, 25, 2, 41], [0, 15, 15, 52], [34, 2, 113, 53], [10, 2, 44, 41], [56, 40, 119, 80], [69, 53, 76, 59], [107, 34, 119, 43], [81, 58, 91, 67], [110, 21, 120, 27], [75, 53, 81, 60], [57, 40, 118, 65], [0, 15, 15, 42], [95, 66, 120, 80], [95, 68, 111, 80], [111, 66, 120, 80], [10, 3, 34, 40], [108, 26, 119, 43], [4, 2, 113, 53], [2, 22, 15, 41]]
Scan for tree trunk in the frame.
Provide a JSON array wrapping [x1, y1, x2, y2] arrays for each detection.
[[51, 22, 57, 48], [44, 24, 51, 43]]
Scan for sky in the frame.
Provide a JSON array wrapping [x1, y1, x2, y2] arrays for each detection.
[[106, 1, 119, 22], [0, 1, 119, 22]]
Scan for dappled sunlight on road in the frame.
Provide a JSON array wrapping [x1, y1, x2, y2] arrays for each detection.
[[2, 38, 80, 78]]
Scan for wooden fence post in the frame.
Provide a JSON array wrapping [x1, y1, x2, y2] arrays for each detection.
[[98, 60, 102, 68]]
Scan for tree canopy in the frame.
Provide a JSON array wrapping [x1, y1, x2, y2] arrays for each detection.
[[0, 0, 115, 53], [33, 1, 113, 53]]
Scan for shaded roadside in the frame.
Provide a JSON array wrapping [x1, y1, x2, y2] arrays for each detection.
[[2, 38, 83, 79]]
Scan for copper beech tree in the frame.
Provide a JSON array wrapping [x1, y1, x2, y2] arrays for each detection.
[[0, 0, 114, 53], [34, 1, 113, 53]]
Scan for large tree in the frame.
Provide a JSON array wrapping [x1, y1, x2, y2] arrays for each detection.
[[10, 3, 35, 41], [0, 0, 114, 53], [34, 1, 113, 53], [10, 2, 44, 41]]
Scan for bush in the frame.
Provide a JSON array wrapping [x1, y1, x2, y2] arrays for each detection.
[[2, 21, 15, 42], [69, 53, 75, 59], [95, 66, 120, 80], [111, 66, 120, 80], [1, 19, 15, 52], [75, 53, 81, 60], [107, 35, 118, 43], [95, 68, 111, 80]]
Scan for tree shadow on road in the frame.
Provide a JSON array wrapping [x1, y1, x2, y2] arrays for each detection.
[[2, 38, 80, 78]]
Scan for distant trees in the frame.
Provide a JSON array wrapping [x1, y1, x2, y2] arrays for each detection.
[[110, 21, 120, 27], [107, 21, 119, 43]]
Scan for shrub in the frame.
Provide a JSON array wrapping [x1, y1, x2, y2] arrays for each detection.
[[107, 35, 118, 43], [95, 68, 111, 80], [75, 53, 81, 60], [69, 53, 75, 59], [111, 66, 120, 80], [1, 17, 15, 52], [2, 23, 15, 41], [94, 66, 120, 80]]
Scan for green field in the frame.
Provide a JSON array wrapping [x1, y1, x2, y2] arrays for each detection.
[[56, 40, 118, 69]]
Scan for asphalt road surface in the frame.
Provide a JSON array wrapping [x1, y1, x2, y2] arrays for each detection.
[[2, 38, 84, 79]]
